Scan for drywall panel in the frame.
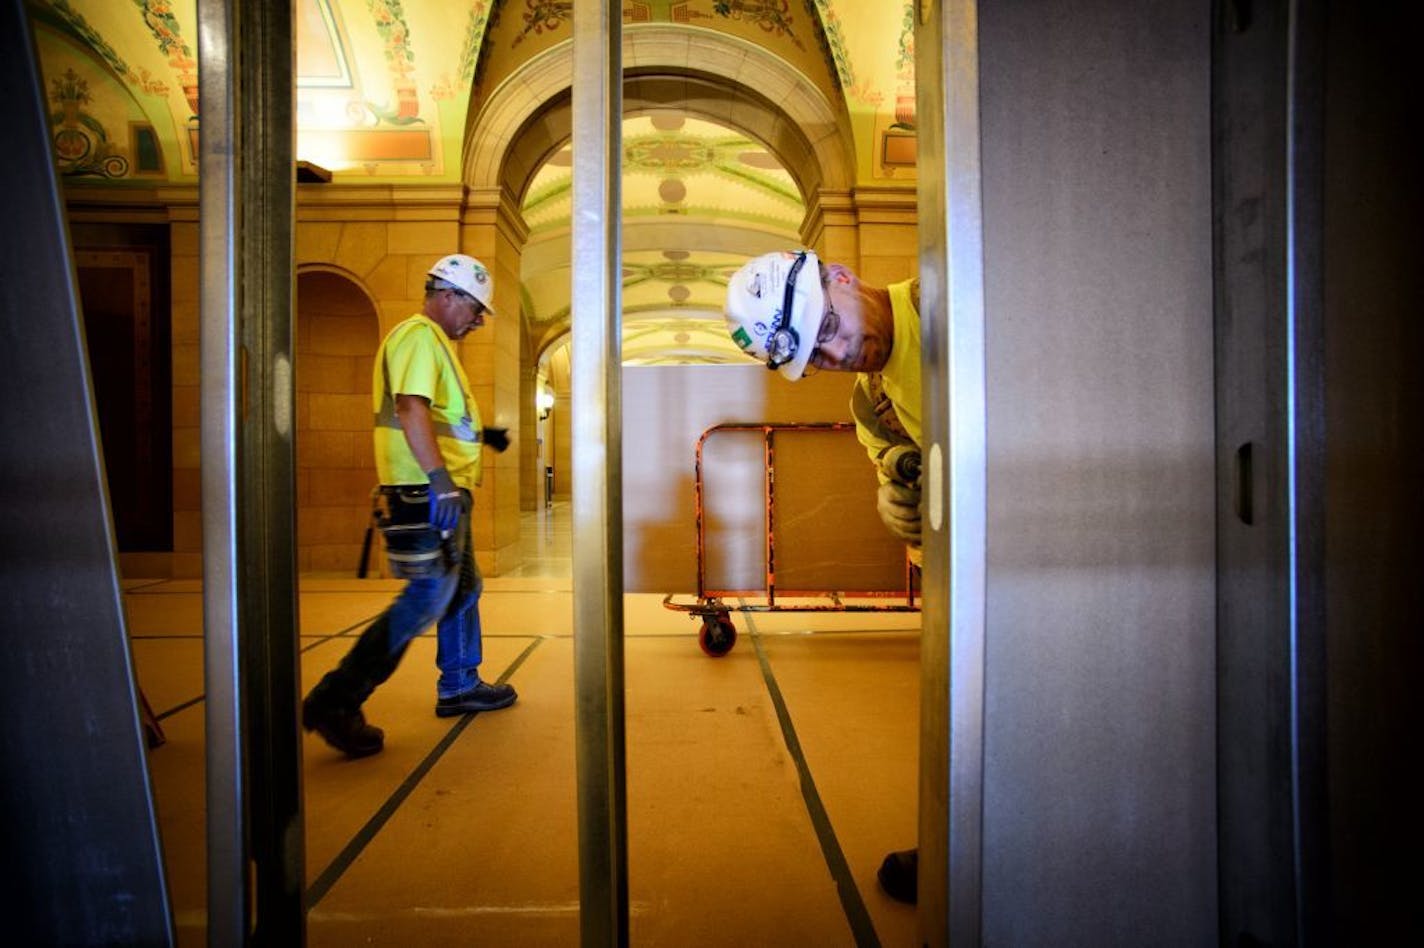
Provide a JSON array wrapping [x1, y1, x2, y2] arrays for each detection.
[[977, 2, 1217, 943]]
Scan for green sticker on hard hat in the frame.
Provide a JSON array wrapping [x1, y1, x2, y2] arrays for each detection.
[[732, 326, 752, 350]]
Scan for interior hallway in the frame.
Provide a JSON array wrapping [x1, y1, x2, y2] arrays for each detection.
[[127, 501, 923, 946]]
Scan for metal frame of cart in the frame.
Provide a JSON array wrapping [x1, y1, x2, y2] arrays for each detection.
[[663, 422, 921, 656]]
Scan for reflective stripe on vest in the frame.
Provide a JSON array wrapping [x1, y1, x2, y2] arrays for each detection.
[[373, 392, 481, 443]]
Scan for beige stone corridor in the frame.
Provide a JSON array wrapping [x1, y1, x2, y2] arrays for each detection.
[[128, 505, 923, 946]]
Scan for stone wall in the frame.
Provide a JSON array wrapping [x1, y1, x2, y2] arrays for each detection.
[[85, 183, 914, 580], [163, 185, 525, 578]]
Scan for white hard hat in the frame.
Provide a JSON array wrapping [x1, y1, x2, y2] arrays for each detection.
[[724, 250, 824, 380], [427, 254, 495, 313]]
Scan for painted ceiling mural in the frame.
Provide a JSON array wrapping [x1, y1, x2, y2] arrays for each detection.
[[521, 113, 804, 364], [29, 0, 917, 363]]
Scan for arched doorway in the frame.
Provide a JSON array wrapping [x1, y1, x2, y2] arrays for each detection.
[[294, 267, 381, 575], [464, 27, 859, 521]]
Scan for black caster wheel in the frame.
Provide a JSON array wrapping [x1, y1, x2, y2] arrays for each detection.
[[698, 612, 737, 657]]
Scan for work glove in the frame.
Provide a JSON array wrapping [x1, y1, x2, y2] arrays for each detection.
[[877, 480, 922, 545], [426, 466, 463, 533], [482, 426, 510, 453]]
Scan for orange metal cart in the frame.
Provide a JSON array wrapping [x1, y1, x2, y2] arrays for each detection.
[[662, 421, 921, 656]]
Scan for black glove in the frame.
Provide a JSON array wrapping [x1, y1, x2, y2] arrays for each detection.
[[877, 480, 922, 544], [880, 445, 922, 487], [426, 466, 463, 532], [482, 426, 510, 453]]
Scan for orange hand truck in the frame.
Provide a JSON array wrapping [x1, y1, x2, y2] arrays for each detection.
[[662, 422, 921, 656]]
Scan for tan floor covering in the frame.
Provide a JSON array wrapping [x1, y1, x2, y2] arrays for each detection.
[[126, 510, 921, 946]]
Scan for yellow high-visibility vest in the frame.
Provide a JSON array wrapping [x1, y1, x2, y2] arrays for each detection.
[[372, 314, 484, 490]]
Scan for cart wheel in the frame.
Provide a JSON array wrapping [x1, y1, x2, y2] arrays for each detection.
[[698, 613, 737, 657]]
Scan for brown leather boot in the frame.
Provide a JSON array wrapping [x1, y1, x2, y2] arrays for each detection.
[[877, 848, 918, 904], [301, 698, 384, 758]]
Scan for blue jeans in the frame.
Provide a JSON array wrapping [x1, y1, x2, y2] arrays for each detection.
[[384, 499, 484, 699], [306, 489, 484, 712]]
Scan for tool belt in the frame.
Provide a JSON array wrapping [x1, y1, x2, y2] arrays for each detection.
[[376, 485, 455, 579]]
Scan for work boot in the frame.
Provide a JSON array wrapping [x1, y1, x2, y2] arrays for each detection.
[[878, 847, 918, 904], [302, 698, 384, 758], [435, 679, 518, 716]]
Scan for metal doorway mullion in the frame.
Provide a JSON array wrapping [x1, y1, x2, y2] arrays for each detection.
[[1284, 0, 1327, 939], [2, 0, 172, 941], [196, 0, 245, 937], [1212, 2, 1327, 943], [916, 1, 988, 946], [198, 0, 303, 943], [571, 2, 629, 946]]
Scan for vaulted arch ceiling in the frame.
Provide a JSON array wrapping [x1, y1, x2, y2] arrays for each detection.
[[29, 1, 917, 189], [481, 32, 855, 365], [31, 0, 919, 364], [466, 15, 866, 367], [520, 111, 803, 367]]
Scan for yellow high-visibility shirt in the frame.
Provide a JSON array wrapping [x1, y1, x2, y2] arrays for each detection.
[[852, 278, 923, 478], [372, 314, 484, 490], [879, 279, 922, 448]]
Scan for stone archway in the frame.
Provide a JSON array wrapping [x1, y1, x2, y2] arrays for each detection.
[[464, 27, 856, 206], [294, 266, 382, 575], [460, 25, 858, 524]]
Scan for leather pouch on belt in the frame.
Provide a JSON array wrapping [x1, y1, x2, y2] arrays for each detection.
[[379, 486, 447, 579]]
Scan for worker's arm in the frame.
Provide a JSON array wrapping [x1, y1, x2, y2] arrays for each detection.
[[395, 394, 443, 471], [851, 374, 918, 484], [850, 374, 922, 545], [395, 393, 462, 530]]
